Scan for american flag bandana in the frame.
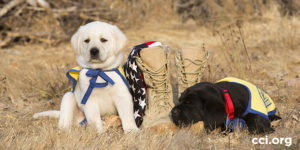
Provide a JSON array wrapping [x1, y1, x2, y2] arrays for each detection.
[[123, 41, 162, 127]]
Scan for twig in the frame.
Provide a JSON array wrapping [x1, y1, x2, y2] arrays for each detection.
[[176, 0, 194, 8], [237, 22, 252, 73], [229, 25, 246, 78], [215, 30, 235, 72], [79, 13, 100, 21], [0, 0, 25, 18], [26, 6, 77, 13]]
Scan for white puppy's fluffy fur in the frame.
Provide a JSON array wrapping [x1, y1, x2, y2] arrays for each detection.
[[33, 21, 138, 133]]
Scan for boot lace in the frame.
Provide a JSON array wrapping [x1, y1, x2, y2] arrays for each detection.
[[175, 50, 209, 91]]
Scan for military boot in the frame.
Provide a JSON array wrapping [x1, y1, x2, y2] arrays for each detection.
[[136, 45, 174, 128], [175, 47, 209, 97]]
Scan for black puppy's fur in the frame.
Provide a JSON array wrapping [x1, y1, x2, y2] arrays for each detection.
[[171, 82, 281, 134]]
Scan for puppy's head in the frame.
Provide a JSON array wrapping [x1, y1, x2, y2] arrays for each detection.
[[171, 87, 205, 127], [171, 82, 226, 129], [71, 21, 127, 69]]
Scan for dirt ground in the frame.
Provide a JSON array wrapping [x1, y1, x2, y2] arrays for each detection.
[[0, 3, 300, 149]]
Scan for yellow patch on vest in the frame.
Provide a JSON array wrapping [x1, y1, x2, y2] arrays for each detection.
[[118, 65, 126, 77], [69, 66, 82, 80]]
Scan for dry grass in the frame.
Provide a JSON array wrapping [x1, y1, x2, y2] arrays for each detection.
[[0, 1, 300, 150]]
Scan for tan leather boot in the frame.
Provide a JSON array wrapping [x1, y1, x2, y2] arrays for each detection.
[[136, 45, 174, 128], [175, 47, 209, 97]]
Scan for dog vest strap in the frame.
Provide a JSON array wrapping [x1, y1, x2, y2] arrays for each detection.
[[224, 89, 234, 121], [79, 118, 87, 125], [66, 66, 82, 92], [81, 69, 115, 105], [225, 117, 247, 130], [114, 67, 130, 90]]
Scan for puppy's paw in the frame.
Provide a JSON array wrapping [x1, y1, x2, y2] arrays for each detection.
[[58, 118, 72, 130]]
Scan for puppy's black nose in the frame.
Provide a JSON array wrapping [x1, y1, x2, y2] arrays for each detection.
[[90, 48, 99, 56], [171, 108, 180, 116]]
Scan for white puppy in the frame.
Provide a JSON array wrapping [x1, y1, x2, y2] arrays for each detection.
[[33, 21, 138, 133]]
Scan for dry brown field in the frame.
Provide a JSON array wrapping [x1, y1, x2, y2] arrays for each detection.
[[0, 0, 299, 149]]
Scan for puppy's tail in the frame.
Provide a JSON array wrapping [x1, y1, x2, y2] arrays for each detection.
[[33, 110, 60, 119]]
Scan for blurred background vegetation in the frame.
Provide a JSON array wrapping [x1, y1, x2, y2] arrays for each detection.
[[0, 0, 299, 47]]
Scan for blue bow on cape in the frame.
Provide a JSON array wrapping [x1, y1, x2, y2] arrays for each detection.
[[81, 69, 115, 104]]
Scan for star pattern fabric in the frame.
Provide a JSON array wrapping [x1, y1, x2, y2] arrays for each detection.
[[123, 41, 162, 127]]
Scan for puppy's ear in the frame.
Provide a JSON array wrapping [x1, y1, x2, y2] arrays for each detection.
[[71, 27, 82, 55], [112, 25, 127, 55], [199, 85, 227, 131]]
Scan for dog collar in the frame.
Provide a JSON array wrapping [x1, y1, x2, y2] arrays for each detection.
[[223, 89, 234, 121]]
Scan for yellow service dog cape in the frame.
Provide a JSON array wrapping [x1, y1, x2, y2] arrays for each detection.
[[217, 77, 276, 119]]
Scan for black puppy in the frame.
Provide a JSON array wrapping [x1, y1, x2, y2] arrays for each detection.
[[171, 77, 281, 134]]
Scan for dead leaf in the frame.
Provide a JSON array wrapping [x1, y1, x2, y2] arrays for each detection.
[[271, 120, 281, 127], [292, 114, 299, 121]]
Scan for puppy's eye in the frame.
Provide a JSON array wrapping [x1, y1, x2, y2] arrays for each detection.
[[84, 39, 90, 43], [100, 38, 108, 43]]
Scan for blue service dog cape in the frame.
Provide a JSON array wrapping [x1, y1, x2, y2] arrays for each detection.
[[66, 66, 129, 102], [216, 77, 277, 130], [66, 66, 130, 125]]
